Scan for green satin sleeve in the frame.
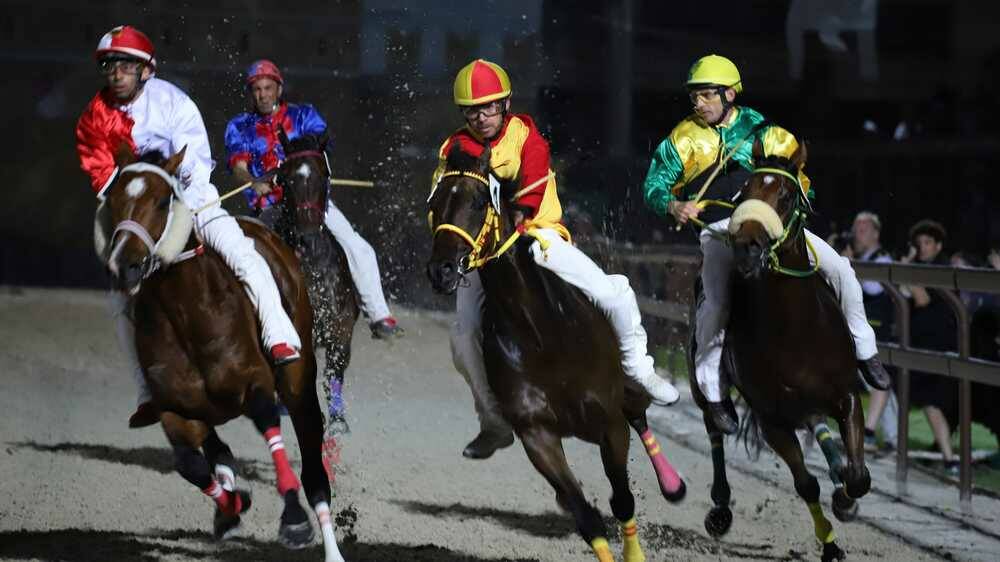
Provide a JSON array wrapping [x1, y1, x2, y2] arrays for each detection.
[[643, 138, 684, 216]]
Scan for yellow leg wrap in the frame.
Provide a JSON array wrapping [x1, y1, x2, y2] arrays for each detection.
[[808, 502, 837, 544], [591, 537, 615, 562], [620, 518, 646, 562]]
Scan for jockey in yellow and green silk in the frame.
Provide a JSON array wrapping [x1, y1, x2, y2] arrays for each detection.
[[643, 54, 891, 434], [435, 59, 680, 460]]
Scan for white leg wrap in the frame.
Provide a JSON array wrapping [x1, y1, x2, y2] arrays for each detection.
[[196, 206, 301, 351], [805, 229, 878, 359], [528, 229, 678, 405], [109, 291, 151, 405], [313, 501, 345, 562], [694, 220, 734, 403], [324, 202, 392, 322], [451, 271, 510, 432]]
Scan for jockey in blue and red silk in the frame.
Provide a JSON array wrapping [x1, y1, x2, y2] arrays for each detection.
[[433, 59, 680, 461], [224, 60, 403, 340], [76, 28, 305, 428]]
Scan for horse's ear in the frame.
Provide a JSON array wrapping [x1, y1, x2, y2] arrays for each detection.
[[791, 140, 808, 170], [113, 141, 137, 168], [476, 144, 492, 175], [163, 146, 187, 176], [318, 130, 330, 152], [751, 137, 765, 162]]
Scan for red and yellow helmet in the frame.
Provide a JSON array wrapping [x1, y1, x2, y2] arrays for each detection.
[[95, 25, 156, 68], [453, 59, 511, 106]]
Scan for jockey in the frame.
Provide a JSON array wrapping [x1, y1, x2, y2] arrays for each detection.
[[434, 59, 680, 459], [224, 59, 402, 340], [643, 54, 891, 434], [76, 26, 303, 428]]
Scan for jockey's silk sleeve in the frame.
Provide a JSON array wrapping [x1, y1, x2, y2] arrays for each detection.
[[169, 95, 216, 197], [76, 92, 136, 196], [643, 138, 684, 216], [760, 125, 812, 198], [298, 104, 329, 138], [516, 125, 550, 216], [223, 118, 252, 171]]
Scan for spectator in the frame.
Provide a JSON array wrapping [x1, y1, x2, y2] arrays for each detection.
[[849, 211, 899, 453], [900, 219, 959, 475], [950, 250, 996, 312]]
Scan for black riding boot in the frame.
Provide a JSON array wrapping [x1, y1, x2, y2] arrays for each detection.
[[706, 399, 738, 435], [462, 428, 515, 460], [858, 356, 891, 390]]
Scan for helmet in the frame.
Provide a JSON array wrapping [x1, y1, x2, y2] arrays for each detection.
[[246, 59, 283, 86], [453, 59, 511, 106], [95, 25, 156, 68], [686, 54, 742, 93]]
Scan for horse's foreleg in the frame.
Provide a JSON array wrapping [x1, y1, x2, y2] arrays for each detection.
[[702, 411, 733, 537], [809, 420, 858, 523], [323, 343, 352, 435], [601, 419, 644, 562], [835, 390, 871, 500], [627, 413, 685, 502], [203, 428, 236, 491], [760, 422, 846, 562], [162, 414, 250, 538], [247, 388, 314, 550], [520, 428, 612, 562]]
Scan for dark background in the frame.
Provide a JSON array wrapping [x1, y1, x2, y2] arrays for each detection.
[[2, 0, 998, 309]]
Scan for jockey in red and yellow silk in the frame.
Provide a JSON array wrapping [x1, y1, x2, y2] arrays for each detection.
[[435, 59, 679, 461]]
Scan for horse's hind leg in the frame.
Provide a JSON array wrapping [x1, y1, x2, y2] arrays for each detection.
[[760, 421, 846, 562], [520, 428, 612, 562], [626, 411, 685, 502], [278, 359, 345, 562], [808, 420, 858, 523], [202, 428, 245, 539], [600, 419, 645, 562], [161, 413, 251, 539], [834, 391, 871, 500], [246, 387, 315, 550], [702, 412, 734, 537]]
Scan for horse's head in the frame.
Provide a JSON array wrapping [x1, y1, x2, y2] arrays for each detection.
[[728, 139, 809, 279], [276, 129, 330, 244], [100, 143, 193, 295], [426, 144, 507, 294]]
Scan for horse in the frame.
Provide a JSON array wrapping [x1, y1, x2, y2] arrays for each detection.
[[99, 144, 344, 562], [426, 145, 685, 562], [688, 139, 870, 562], [269, 130, 360, 440]]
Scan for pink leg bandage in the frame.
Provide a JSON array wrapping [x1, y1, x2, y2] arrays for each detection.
[[641, 429, 682, 495], [264, 427, 301, 495]]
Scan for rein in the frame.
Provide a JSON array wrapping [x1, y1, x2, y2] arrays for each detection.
[[749, 166, 819, 278], [431, 170, 549, 271]]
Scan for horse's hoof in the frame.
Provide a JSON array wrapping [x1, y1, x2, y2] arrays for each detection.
[[704, 506, 732, 537], [327, 415, 351, 435], [278, 520, 314, 549], [832, 488, 859, 522], [213, 508, 241, 541], [662, 479, 687, 503], [821, 541, 846, 562]]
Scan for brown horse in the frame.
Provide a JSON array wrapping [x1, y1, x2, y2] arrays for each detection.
[[101, 145, 344, 562], [271, 130, 360, 441], [426, 146, 685, 562], [689, 140, 869, 562]]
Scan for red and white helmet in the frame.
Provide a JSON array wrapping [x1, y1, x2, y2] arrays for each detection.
[[95, 25, 156, 68], [246, 59, 284, 86]]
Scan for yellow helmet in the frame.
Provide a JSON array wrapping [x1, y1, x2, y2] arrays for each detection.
[[686, 54, 742, 93], [453, 59, 512, 106]]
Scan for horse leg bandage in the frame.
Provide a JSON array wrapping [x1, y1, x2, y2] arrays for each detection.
[[808, 501, 836, 544], [590, 537, 614, 562], [620, 517, 645, 562], [202, 480, 242, 516], [640, 429, 682, 495], [264, 427, 301, 495]]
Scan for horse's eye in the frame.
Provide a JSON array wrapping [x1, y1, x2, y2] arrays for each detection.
[[158, 195, 171, 210]]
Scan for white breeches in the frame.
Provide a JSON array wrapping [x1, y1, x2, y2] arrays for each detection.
[[109, 291, 150, 405], [694, 218, 877, 402], [323, 202, 392, 322]]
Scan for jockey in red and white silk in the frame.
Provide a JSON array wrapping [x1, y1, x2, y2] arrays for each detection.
[[76, 26, 303, 426]]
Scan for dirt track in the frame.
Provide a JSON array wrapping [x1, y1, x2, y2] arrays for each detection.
[[0, 287, 943, 562]]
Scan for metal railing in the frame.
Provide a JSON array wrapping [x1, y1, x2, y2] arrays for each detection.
[[582, 239, 1000, 508]]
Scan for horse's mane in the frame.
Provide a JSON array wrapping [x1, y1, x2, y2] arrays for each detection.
[[445, 145, 483, 173], [754, 152, 798, 174], [285, 133, 327, 155], [137, 150, 167, 166]]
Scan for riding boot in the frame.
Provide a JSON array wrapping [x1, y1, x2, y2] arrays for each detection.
[[462, 428, 516, 460], [858, 356, 891, 391], [706, 399, 738, 435]]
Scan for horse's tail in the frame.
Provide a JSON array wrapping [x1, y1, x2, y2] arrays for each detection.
[[736, 396, 765, 460]]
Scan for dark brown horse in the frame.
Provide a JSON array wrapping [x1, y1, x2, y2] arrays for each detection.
[[426, 146, 685, 562], [689, 140, 869, 562], [101, 145, 344, 562], [271, 130, 360, 444]]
